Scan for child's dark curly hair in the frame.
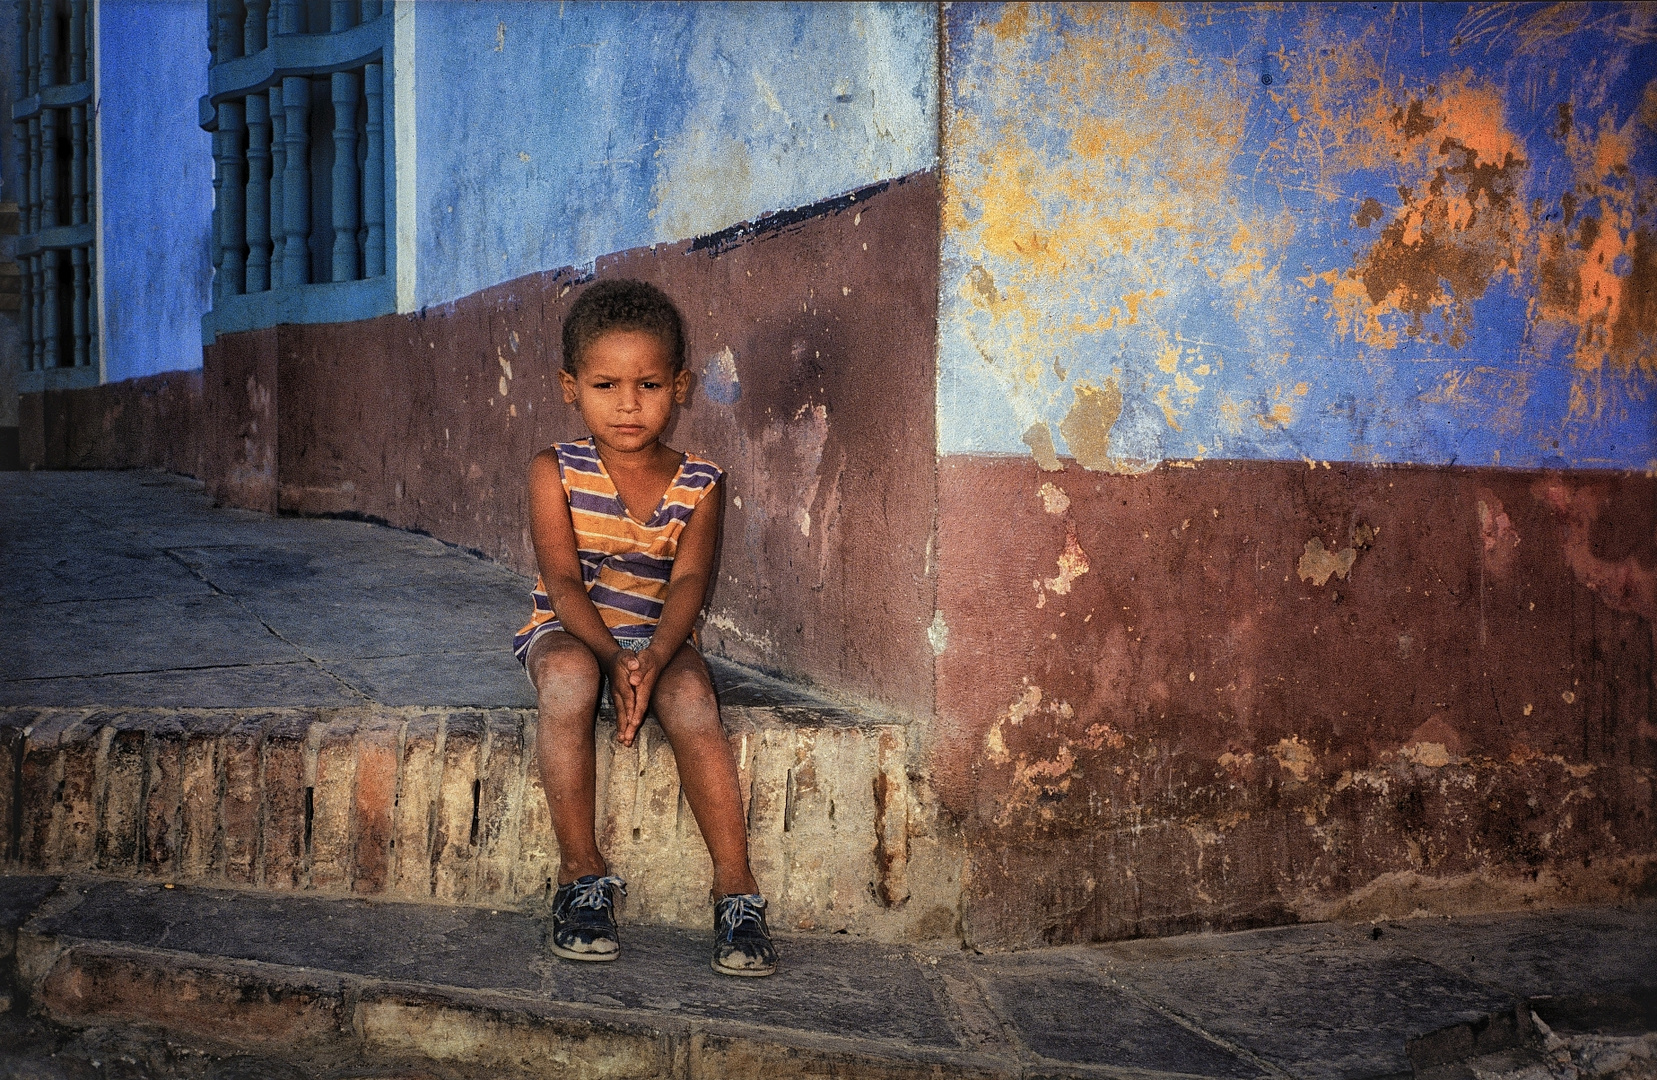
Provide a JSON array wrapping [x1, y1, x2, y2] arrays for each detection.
[[560, 279, 686, 376]]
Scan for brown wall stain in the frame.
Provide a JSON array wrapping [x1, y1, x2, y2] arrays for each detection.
[[200, 174, 941, 718], [18, 371, 207, 477], [935, 455, 1656, 947]]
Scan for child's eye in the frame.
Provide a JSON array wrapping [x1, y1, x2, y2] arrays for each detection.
[[642, 381, 662, 390], [593, 381, 616, 389]]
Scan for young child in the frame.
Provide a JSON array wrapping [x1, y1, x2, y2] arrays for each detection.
[[514, 279, 776, 977]]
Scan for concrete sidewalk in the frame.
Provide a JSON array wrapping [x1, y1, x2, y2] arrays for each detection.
[[0, 874, 1653, 1079]]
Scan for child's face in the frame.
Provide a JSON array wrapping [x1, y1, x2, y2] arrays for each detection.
[[559, 330, 690, 455]]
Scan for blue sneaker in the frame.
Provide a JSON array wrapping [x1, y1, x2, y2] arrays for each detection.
[[712, 893, 778, 977], [549, 875, 626, 962]]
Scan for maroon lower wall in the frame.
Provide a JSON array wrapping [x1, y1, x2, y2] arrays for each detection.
[[18, 370, 206, 476], [199, 173, 941, 718], [935, 456, 1656, 946]]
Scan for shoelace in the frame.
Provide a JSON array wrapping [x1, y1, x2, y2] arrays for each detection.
[[562, 875, 626, 914], [716, 894, 767, 941]]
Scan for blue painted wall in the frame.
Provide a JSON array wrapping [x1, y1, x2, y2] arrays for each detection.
[[940, 3, 1657, 470], [99, 0, 214, 381], [412, 1, 938, 309]]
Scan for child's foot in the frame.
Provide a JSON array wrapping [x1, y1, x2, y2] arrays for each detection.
[[550, 875, 626, 962], [711, 893, 777, 977]]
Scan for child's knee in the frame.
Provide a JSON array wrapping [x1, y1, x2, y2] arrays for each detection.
[[533, 642, 601, 701], [654, 665, 719, 720]]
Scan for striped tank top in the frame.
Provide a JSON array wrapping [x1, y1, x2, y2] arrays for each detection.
[[513, 438, 724, 663]]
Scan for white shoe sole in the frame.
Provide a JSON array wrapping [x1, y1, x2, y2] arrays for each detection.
[[550, 941, 620, 962]]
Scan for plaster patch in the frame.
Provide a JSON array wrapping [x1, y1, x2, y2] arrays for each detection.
[[1022, 423, 1063, 471], [1058, 379, 1126, 473], [1297, 537, 1357, 586], [1271, 736, 1317, 782], [927, 611, 949, 655], [1037, 482, 1070, 515], [984, 683, 1043, 765], [1042, 523, 1090, 596]]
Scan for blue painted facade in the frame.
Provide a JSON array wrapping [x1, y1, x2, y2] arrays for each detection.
[[98, 1, 214, 382], [411, 1, 938, 308], [939, 3, 1656, 470]]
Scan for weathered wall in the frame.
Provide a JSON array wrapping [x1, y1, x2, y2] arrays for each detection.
[[935, 458, 1655, 946], [204, 175, 940, 718], [17, 371, 206, 475], [97, 1, 214, 381], [940, 4, 1655, 470], [934, 3, 1657, 947], [410, 1, 938, 308]]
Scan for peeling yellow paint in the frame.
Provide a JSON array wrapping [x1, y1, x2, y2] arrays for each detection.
[[1058, 379, 1125, 472], [1022, 422, 1064, 471], [1271, 736, 1316, 782]]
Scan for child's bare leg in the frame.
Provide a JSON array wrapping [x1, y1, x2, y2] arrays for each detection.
[[528, 631, 608, 885], [650, 645, 759, 897]]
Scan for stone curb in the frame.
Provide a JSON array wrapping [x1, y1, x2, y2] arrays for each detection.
[[0, 704, 964, 941], [24, 939, 1018, 1079]]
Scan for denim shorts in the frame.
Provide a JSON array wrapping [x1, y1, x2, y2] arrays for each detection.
[[518, 624, 654, 688]]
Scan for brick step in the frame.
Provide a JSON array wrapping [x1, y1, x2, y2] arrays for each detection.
[[0, 690, 961, 942]]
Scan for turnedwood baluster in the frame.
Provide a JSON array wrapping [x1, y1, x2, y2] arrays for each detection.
[[71, 246, 87, 367], [68, 0, 85, 82], [217, 0, 242, 60], [218, 100, 247, 297], [276, 0, 302, 35], [26, 117, 40, 234], [360, 0, 381, 20], [244, 0, 267, 53], [30, 256, 44, 369], [19, 254, 34, 371], [87, 245, 99, 371], [210, 119, 225, 303], [37, 0, 53, 86], [331, 71, 360, 281], [268, 83, 285, 286], [26, 0, 39, 95], [43, 250, 60, 367], [70, 104, 86, 225], [330, 0, 354, 32], [245, 93, 271, 291], [281, 76, 310, 287], [207, 0, 217, 65], [363, 62, 384, 277]]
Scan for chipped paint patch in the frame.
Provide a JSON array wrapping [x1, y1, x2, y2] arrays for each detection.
[[1022, 423, 1063, 471], [1041, 523, 1090, 596], [1271, 736, 1317, 783], [1297, 537, 1357, 586], [1037, 482, 1070, 515], [927, 611, 949, 656], [701, 345, 741, 405]]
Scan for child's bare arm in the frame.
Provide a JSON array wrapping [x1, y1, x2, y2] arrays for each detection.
[[526, 450, 640, 698], [614, 480, 723, 741]]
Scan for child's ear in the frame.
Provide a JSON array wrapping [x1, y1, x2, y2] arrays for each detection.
[[559, 369, 579, 404], [673, 368, 691, 404]]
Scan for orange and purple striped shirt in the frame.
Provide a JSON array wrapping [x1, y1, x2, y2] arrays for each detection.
[[514, 438, 723, 662]]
